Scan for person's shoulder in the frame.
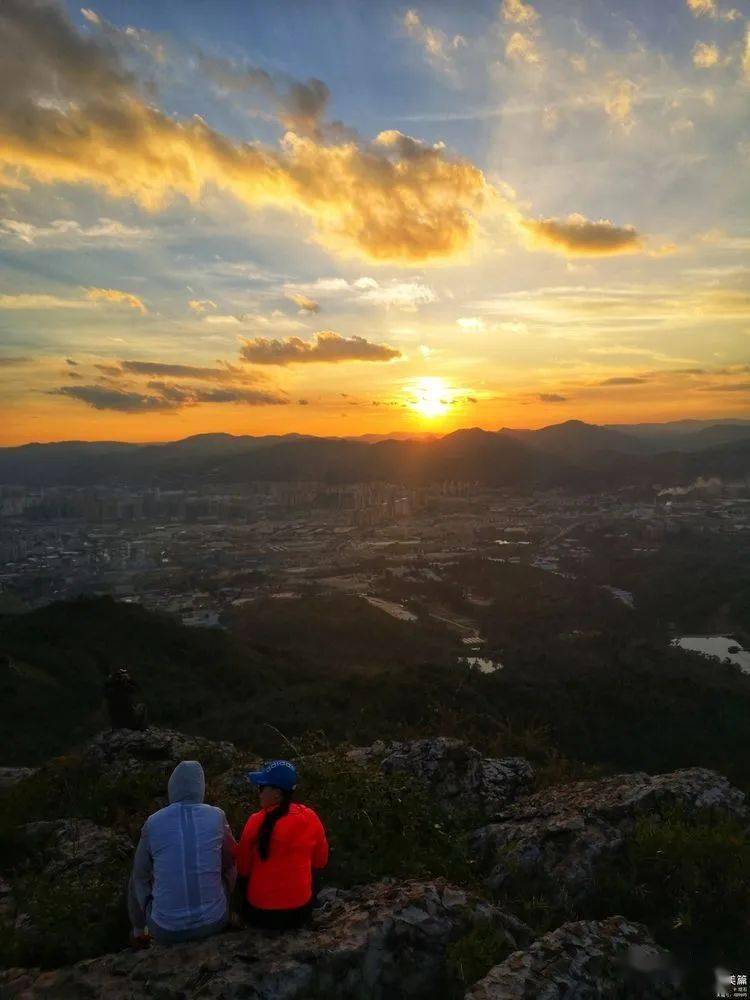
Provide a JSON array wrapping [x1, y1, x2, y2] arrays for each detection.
[[143, 802, 175, 826], [199, 802, 227, 820], [242, 808, 265, 828], [294, 803, 323, 823]]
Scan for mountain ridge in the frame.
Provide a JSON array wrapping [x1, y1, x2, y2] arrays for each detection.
[[1, 419, 749, 488]]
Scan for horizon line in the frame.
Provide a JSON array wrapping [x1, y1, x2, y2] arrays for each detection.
[[4, 414, 750, 450]]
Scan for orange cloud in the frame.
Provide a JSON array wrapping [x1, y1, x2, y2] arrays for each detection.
[[0, 1, 486, 265], [50, 382, 286, 412], [188, 298, 217, 314], [285, 291, 320, 313], [239, 331, 401, 365], [520, 213, 643, 256], [86, 287, 147, 313]]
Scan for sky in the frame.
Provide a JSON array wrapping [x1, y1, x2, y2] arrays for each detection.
[[0, 0, 748, 445]]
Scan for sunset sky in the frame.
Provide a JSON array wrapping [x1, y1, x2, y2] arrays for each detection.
[[0, 0, 748, 444]]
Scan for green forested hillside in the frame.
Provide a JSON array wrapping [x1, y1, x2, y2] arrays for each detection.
[[3, 596, 750, 794]]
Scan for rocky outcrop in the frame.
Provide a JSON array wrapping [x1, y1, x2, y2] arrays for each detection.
[[0, 880, 531, 999], [21, 819, 132, 882], [472, 767, 747, 902], [0, 768, 36, 792], [346, 738, 535, 815], [466, 916, 680, 998], [7, 820, 132, 957], [81, 727, 238, 780]]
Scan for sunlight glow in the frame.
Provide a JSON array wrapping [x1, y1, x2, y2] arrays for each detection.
[[408, 377, 451, 419]]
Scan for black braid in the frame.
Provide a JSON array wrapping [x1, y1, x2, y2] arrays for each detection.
[[257, 789, 293, 861]]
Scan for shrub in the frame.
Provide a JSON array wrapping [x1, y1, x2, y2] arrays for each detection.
[[445, 920, 517, 995], [591, 808, 750, 984]]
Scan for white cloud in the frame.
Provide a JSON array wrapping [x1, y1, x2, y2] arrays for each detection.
[[204, 314, 241, 326], [0, 217, 150, 246], [457, 316, 486, 331], [357, 280, 437, 311], [282, 277, 436, 311]]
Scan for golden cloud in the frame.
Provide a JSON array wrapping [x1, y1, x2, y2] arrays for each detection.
[[506, 32, 541, 65], [86, 287, 147, 313], [501, 0, 539, 25], [285, 291, 320, 313], [0, 292, 92, 310], [239, 331, 401, 365], [521, 213, 643, 257], [0, 1, 486, 265], [685, 0, 740, 19], [603, 79, 638, 128], [188, 298, 217, 314], [693, 42, 720, 67], [402, 9, 466, 68]]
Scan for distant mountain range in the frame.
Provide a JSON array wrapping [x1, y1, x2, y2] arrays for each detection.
[[1, 418, 749, 489]]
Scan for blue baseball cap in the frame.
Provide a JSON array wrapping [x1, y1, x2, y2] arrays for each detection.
[[247, 760, 298, 792]]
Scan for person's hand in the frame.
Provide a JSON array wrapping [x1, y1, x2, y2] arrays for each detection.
[[130, 929, 150, 950]]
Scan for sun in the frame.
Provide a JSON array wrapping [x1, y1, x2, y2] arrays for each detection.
[[409, 377, 450, 419]]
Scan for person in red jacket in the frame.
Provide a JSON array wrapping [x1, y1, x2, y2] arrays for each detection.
[[236, 759, 328, 930]]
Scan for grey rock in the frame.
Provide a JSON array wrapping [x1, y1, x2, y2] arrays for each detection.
[[472, 767, 747, 904], [81, 726, 238, 780], [466, 915, 681, 998], [0, 880, 531, 999], [346, 738, 534, 816]]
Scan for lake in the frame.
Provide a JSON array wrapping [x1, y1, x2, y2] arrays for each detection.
[[672, 635, 750, 674]]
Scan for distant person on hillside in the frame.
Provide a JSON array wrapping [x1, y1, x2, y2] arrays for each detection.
[[127, 760, 237, 946], [105, 667, 147, 730], [236, 760, 328, 930]]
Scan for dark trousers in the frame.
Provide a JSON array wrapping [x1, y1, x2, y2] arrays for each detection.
[[242, 899, 313, 931]]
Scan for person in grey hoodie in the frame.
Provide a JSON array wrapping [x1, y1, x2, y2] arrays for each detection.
[[127, 760, 237, 945]]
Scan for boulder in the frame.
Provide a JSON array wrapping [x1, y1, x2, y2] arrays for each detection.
[[81, 727, 238, 781], [0, 880, 530, 999], [346, 738, 534, 815], [466, 915, 680, 998], [472, 767, 747, 903]]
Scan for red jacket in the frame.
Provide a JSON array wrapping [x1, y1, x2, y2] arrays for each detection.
[[236, 803, 328, 910]]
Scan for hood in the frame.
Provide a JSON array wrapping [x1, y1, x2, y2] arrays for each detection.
[[168, 760, 205, 804]]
